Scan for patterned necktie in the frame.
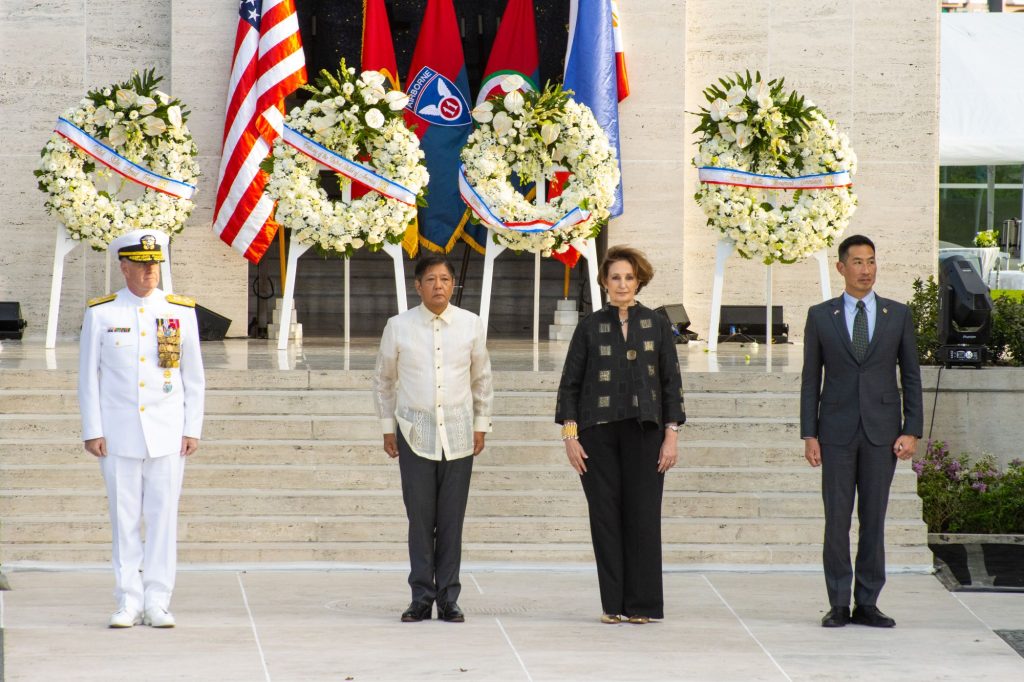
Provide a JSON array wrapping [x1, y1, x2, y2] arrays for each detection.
[[852, 300, 869, 362]]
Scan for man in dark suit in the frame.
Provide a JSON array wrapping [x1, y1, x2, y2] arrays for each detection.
[[800, 234, 923, 629]]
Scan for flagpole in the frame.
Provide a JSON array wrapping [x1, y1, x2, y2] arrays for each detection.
[[563, 264, 570, 299]]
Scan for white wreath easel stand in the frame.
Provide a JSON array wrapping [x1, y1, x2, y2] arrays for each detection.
[[276, 183, 408, 351], [477, 179, 601, 343], [46, 225, 174, 349], [706, 238, 832, 357]]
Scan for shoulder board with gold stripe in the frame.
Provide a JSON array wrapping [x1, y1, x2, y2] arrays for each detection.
[[87, 293, 117, 307], [166, 294, 196, 308]]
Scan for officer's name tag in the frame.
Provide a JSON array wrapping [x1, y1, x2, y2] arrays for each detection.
[[106, 327, 131, 333]]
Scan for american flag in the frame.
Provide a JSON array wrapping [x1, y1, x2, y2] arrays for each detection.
[[213, 0, 306, 263]]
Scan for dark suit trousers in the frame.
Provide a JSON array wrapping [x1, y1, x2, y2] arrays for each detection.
[[579, 420, 665, 619], [397, 430, 473, 607], [821, 425, 897, 607]]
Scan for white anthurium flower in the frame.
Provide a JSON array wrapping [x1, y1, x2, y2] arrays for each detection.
[[540, 123, 560, 145], [360, 71, 386, 88], [311, 113, 337, 134], [726, 106, 747, 122], [746, 79, 768, 102], [726, 85, 746, 106], [717, 123, 737, 142], [106, 124, 128, 147], [503, 90, 525, 114], [94, 106, 114, 127], [365, 108, 385, 130], [142, 116, 167, 136], [384, 90, 410, 111], [136, 96, 157, 115], [735, 124, 752, 149], [167, 105, 183, 130], [501, 74, 525, 93], [492, 111, 514, 137], [472, 101, 494, 123], [115, 89, 138, 109], [709, 98, 730, 122]]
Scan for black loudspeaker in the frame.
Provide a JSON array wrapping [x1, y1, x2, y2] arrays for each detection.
[[654, 304, 697, 343], [0, 301, 27, 340], [718, 305, 789, 343], [195, 304, 232, 341]]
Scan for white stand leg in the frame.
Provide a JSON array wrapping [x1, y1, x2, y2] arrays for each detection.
[[160, 255, 174, 294], [707, 238, 735, 353], [533, 251, 541, 345], [813, 249, 831, 300], [277, 232, 311, 351], [479, 233, 506, 338], [382, 241, 408, 314], [45, 225, 80, 349], [343, 257, 351, 346], [570, 238, 602, 312], [765, 263, 773, 370], [105, 249, 111, 296]]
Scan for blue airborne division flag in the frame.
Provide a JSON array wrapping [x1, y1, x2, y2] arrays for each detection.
[[404, 0, 473, 253], [565, 0, 624, 217]]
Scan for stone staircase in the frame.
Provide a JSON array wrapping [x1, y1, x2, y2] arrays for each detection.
[[0, 367, 932, 567]]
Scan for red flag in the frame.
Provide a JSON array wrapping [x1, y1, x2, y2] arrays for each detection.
[[362, 0, 400, 90], [611, 0, 630, 101], [213, 0, 307, 263], [548, 171, 581, 268], [476, 0, 540, 105]]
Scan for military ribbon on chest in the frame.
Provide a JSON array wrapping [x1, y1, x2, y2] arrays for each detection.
[[156, 318, 181, 370]]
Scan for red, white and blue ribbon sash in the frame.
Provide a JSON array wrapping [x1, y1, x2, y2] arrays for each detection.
[[698, 166, 852, 191], [281, 125, 417, 206], [54, 118, 196, 200], [458, 165, 589, 234]]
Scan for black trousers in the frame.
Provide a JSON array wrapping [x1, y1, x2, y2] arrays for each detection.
[[397, 430, 474, 607], [820, 425, 897, 607], [579, 420, 666, 618]]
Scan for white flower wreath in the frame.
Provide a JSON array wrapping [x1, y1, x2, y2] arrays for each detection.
[[460, 77, 620, 256], [693, 72, 857, 264], [36, 70, 199, 250], [265, 64, 429, 257]]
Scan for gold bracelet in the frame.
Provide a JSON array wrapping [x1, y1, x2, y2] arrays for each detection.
[[561, 422, 579, 440]]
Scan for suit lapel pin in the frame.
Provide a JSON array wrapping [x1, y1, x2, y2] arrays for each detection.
[[833, 310, 840, 316], [882, 307, 888, 314]]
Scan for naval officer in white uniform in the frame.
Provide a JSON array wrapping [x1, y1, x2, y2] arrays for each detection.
[[78, 230, 205, 628]]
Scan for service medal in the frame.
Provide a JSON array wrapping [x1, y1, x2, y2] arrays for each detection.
[[157, 318, 182, 369]]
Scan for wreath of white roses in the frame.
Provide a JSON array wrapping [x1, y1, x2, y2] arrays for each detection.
[[693, 72, 857, 265], [461, 77, 620, 256], [265, 64, 428, 257], [36, 70, 199, 250]]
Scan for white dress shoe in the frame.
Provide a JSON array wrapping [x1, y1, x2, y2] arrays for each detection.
[[109, 608, 142, 628], [143, 606, 176, 628]]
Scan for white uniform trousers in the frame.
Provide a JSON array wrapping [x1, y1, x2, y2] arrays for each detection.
[[100, 453, 185, 613]]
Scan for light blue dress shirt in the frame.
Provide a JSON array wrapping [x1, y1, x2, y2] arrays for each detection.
[[842, 290, 876, 343]]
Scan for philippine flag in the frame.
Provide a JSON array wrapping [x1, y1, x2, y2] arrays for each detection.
[[404, 0, 474, 253], [564, 0, 624, 217]]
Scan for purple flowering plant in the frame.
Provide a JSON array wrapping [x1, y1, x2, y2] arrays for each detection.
[[915, 440, 1024, 534]]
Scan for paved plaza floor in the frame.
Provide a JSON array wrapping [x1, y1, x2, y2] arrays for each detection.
[[2, 567, 1022, 681]]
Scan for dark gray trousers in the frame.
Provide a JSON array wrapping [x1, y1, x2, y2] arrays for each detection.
[[579, 420, 665, 619], [821, 425, 897, 607], [397, 430, 474, 607]]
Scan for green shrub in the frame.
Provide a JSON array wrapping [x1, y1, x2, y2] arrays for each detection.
[[908, 276, 940, 365], [989, 292, 1024, 365], [915, 440, 1024, 534]]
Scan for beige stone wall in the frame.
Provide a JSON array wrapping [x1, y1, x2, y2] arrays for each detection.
[[0, 0, 938, 342]]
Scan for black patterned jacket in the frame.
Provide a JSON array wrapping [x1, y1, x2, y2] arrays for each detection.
[[555, 302, 686, 431]]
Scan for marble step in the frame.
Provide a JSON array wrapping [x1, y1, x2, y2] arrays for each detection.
[[0, 389, 801, 419], [0, 414, 801, 442], [2, 514, 928, 546], [0, 439, 809, 468], [0, 541, 935, 567], [1, 463, 920, 494], [0, 489, 924, 520]]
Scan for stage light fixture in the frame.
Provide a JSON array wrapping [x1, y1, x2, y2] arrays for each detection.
[[937, 255, 992, 369]]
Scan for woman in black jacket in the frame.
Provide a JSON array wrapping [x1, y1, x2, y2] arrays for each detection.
[[555, 245, 686, 624]]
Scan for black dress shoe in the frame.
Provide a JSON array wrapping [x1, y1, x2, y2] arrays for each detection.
[[852, 605, 895, 628], [821, 606, 851, 628], [437, 602, 465, 622], [401, 601, 433, 622]]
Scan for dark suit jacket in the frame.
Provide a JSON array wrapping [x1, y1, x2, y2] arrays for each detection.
[[800, 294, 923, 447]]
